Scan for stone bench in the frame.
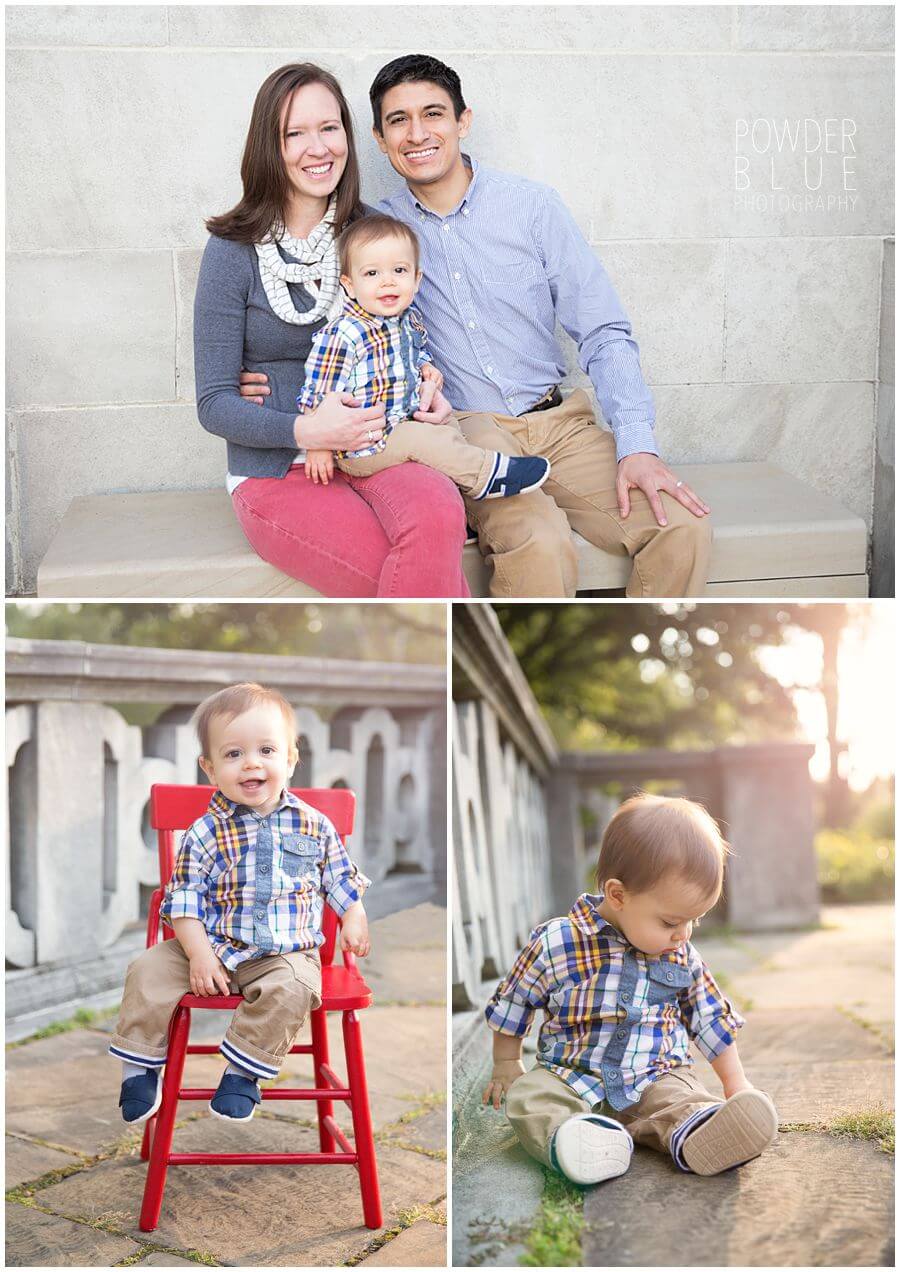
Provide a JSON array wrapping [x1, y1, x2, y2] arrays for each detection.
[[37, 462, 868, 598]]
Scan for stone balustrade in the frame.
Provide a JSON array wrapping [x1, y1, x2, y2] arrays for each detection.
[[6, 639, 446, 973]]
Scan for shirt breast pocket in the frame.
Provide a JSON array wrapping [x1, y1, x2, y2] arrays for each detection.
[[278, 836, 320, 891], [646, 962, 693, 1007]]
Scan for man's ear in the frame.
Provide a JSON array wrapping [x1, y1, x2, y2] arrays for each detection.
[[199, 755, 215, 785], [457, 106, 473, 141], [372, 124, 388, 154]]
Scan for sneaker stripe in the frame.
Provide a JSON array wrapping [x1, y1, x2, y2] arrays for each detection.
[[109, 1044, 166, 1068], [670, 1104, 719, 1172], [473, 451, 502, 501], [220, 1039, 278, 1079]]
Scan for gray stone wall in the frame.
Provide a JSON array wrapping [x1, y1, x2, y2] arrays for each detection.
[[6, 5, 895, 593], [872, 238, 895, 595]]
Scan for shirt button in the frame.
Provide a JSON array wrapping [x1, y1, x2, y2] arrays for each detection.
[[616, 1029, 626, 1039], [620, 991, 631, 1003], [256, 909, 265, 919], [666, 972, 675, 982], [442, 223, 450, 233], [454, 272, 461, 280], [486, 365, 493, 374], [468, 320, 476, 330], [260, 864, 269, 873], [462, 208, 470, 216]]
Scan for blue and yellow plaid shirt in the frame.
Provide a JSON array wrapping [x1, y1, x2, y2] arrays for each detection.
[[296, 296, 431, 459], [159, 789, 370, 970], [485, 892, 743, 1110]]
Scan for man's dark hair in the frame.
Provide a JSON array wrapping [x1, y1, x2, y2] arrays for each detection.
[[369, 54, 467, 133]]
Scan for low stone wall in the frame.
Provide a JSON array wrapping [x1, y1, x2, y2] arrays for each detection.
[[6, 638, 445, 1030]]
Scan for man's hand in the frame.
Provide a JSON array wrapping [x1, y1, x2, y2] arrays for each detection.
[[482, 1059, 526, 1110], [189, 949, 231, 997], [616, 453, 710, 526], [413, 385, 453, 426], [305, 448, 334, 485], [239, 369, 270, 405], [339, 903, 370, 958]]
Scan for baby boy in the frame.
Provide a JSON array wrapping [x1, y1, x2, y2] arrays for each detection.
[[297, 212, 551, 501], [483, 794, 777, 1183], [109, 682, 370, 1124]]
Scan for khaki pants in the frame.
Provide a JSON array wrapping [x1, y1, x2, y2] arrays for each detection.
[[337, 415, 494, 496], [506, 1064, 721, 1167], [109, 939, 321, 1078], [457, 389, 712, 598]]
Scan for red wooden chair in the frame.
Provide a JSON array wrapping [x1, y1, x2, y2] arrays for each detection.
[[137, 783, 382, 1233]]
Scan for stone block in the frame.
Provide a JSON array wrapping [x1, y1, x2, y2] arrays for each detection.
[[37, 1128, 446, 1266], [5, 1202, 140, 1267], [175, 249, 203, 401], [6, 251, 175, 407], [879, 238, 894, 384], [582, 1133, 894, 1268], [11, 403, 221, 593], [168, 5, 734, 52], [5, 1137, 83, 1190], [735, 6, 894, 51], [382, 1107, 446, 1154], [589, 241, 726, 384], [358, 1218, 447, 1266], [6, 6, 167, 46], [653, 382, 875, 523], [725, 239, 882, 383]]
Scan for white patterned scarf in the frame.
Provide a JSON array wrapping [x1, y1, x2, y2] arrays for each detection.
[[254, 196, 343, 324]]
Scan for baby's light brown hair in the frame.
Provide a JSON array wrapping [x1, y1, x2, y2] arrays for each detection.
[[192, 683, 298, 765], [596, 793, 729, 901], [337, 212, 420, 276]]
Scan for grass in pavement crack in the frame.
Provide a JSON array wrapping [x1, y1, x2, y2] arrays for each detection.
[[836, 1005, 895, 1055], [113, 1246, 220, 1266], [780, 1109, 894, 1154], [520, 1166, 585, 1267], [6, 1006, 119, 1048], [342, 1201, 446, 1266]]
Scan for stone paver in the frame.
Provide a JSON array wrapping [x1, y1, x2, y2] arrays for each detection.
[[358, 1218, 447, 1265], [4, 1201, 139, 1267], [6, 903, 447, 1268], [6, 1136, 84, 1190], [583, 1133, 894, 1267], [140, 1257, 197, 1267]]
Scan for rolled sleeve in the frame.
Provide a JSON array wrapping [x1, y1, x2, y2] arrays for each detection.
[[159, 828, 211, 928], [485, 926, 551, 1037], [320, 822, 370, 916], [679, 948, 745, 1062]]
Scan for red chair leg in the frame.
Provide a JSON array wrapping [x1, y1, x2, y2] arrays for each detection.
[[140, 1116, 153, 1161], [311, 1006, 335, 1153], [139, 1006, 190, 1233], [342, 1010, 382, 1230]]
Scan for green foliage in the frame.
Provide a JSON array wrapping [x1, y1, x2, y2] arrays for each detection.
[[853, 796, 896, 842], [828, 1110, 894, 1154], [520, 1167, 584, 1267], [816, 828, 894, 903], [6, 602, 445, 664], [492, 602, 802, 750]]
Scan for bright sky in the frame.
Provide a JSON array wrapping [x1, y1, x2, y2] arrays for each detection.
[[758, 602, 896, 790]]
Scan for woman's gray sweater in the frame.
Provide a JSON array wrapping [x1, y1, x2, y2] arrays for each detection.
[[193, 233, 327, 479]]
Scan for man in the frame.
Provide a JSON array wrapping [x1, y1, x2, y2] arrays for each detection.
[[245, 54, 712, 597]]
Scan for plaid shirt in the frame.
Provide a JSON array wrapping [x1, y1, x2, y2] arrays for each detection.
[[296, 296, 431, 459], [158, 789, 370, 970], [485, 892, 743, 1110]]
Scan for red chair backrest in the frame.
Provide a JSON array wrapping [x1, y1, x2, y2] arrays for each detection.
[[149, 784, 357, 967]]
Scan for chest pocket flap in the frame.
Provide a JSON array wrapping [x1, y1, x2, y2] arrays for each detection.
[[646, 961, 693, 1005], [280, 835, 320, 879]]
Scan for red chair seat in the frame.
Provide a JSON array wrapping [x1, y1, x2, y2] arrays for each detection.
[[179, 964, 373, 1013]]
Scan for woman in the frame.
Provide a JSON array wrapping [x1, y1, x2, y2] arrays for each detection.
[[195, 63, 469, 597]]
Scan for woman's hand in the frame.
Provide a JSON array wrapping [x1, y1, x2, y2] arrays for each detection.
[[482, 1059, 526, 1110], [295, 392, 386, 452], [305, 449, 334, 485], [189, 949, 231, 998]]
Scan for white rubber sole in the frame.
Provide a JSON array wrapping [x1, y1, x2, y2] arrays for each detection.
[[553, 1115, 633, 1186], [208, 1100, 257, 1122], [122, 1071, 163, 1125], [681, 1089, 778, 1175]]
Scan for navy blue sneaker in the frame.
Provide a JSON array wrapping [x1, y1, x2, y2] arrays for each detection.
[[475, 454, 551, 501], [119, 1068, 163, 1124], [209, 1071, 261, 1122]]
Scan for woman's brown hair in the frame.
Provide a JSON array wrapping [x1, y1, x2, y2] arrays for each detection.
[[206, 63, 363, 244]]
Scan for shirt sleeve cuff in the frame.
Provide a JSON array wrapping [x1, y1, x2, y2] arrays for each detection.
[[161, 888, 206, 924], [612, 420, 660, 462], [692, 1013, 744, 1062], [326, 869, 372, 917], [484, 996, 535, 1037]]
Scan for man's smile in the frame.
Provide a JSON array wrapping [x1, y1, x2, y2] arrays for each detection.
[[403, 146, 439, 162]]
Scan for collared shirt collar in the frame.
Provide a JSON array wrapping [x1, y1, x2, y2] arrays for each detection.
[[569, 891, 627, 942], [407, 153, 481, 219], [207, 787, 297, 821], [341, 294, 405, 329]]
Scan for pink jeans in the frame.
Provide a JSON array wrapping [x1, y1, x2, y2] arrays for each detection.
[[232, 462, 471, 598]]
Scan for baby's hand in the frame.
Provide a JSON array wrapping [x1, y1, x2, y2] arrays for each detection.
[[418, 362, 444, 411], [414, 385, 453, 426], [482, 1059, 526, 1110], [305, 448, 334, 485], [189, 949, 230, 997], [340, 911, 371, 959]]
